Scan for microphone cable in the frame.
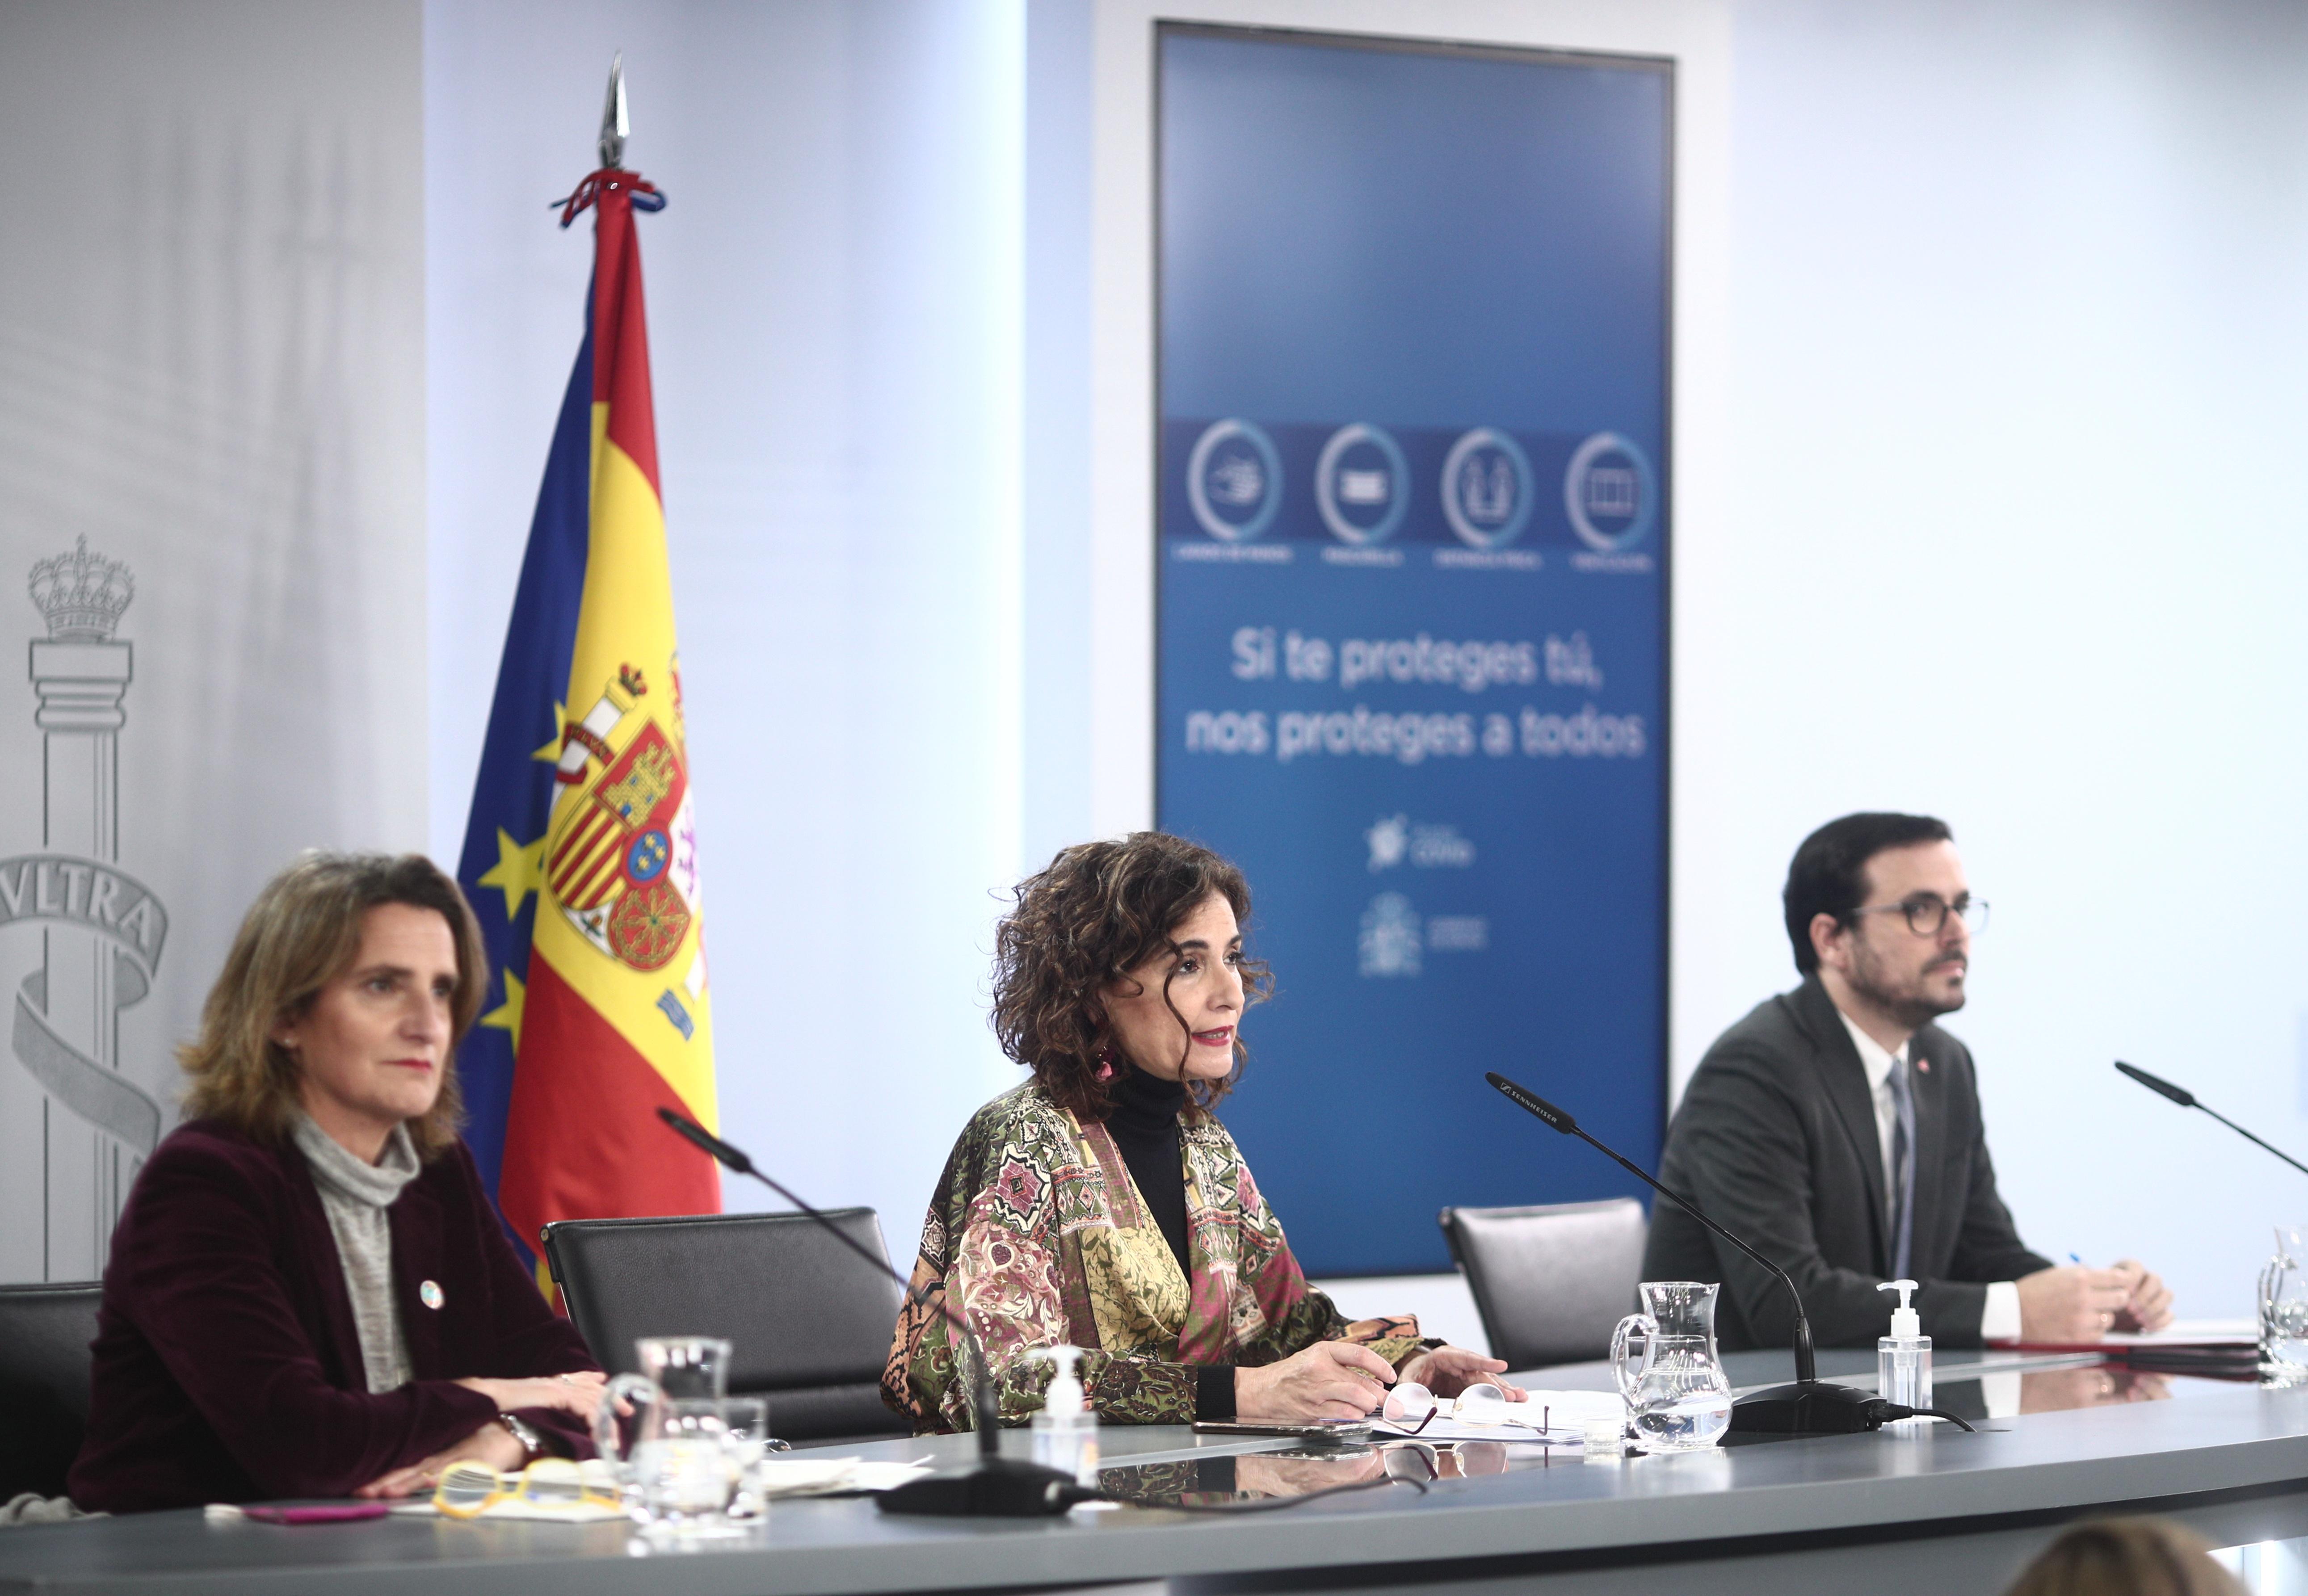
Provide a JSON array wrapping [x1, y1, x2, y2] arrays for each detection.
[[1868, 1402, 1976, 1431]]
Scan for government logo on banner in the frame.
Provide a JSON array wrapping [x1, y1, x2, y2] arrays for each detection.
[[2, 538, 169, 1279]]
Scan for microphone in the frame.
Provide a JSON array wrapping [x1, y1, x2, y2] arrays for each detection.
[[2115, 1062, 2308, 1178], [1487, 1072, 1889, 1436], [655, 1108, 1089, 1515]]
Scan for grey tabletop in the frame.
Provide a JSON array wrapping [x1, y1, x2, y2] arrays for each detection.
[[4, 1352, 2298, 1596]]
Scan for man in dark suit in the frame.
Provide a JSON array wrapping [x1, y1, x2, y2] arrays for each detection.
[[1644, 813, 2174, 1351]]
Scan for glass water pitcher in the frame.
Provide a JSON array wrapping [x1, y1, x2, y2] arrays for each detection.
[[1611, 1281, 1734, 1453]]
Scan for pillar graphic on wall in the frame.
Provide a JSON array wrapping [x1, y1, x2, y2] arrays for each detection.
[[4, 539, 168, 1280]]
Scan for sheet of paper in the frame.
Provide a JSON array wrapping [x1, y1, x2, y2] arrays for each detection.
[[1988, 1318, 2258, 1352], [1368, 1388, 1624, 1445], [2102, 1318, 2255, 1345], [756, 1457, 935, 1496], [1371, 1417, 1584, 1445]]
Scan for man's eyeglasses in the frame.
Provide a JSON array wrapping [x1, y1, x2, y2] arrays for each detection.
[[1848, 896, 1989, 939]]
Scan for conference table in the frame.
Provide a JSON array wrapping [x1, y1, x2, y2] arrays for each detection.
[[5, 1348, 2306, 1596]]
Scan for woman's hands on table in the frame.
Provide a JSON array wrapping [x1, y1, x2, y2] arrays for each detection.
[[353, 1420, 527, 1499], [1234, 1341, 1524, 1421], [350, 1371, 606, 1499], [1234, 1341, 1400, 1421]]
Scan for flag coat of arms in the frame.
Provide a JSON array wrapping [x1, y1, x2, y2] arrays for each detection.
[[456, 164, 718, 1276]]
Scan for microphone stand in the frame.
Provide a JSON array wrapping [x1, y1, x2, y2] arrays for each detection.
[[656, 1109, 1089, 1515], [2116, 1062, 2308, 1177], [1487, 1073, 1898, 1436]]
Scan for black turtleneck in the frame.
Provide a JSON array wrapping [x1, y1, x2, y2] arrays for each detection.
[[1106, 1064, 1190, 1275], [1104, 1064, 1235, 1420]]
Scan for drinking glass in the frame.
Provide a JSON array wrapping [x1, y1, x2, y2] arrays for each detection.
[[2259, 1227, 2308, 1383], [1611, 1281, 1732, 1453], [720, 1397, 771, 1520]]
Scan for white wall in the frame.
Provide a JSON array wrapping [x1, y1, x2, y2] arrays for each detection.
[[1678, 0, 2308, 1316], [0, 0, 427, 1282], [425, 0, 1028, 1256], [424, 0, 2308, 1319], [13, 0, 2291, 1317]]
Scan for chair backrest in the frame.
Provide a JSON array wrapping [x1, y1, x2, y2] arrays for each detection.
[[0, 1281, 103, 1501], [542, 1209, 912, 1444], [1439, 1198, 1648, 1370]]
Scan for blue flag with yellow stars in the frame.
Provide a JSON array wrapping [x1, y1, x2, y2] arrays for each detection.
[[453, 326, 592, 1219]]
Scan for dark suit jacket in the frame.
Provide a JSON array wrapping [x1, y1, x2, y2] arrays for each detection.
[[1641, 977, 2051, 1352], [70, 1119, 598, 1513]]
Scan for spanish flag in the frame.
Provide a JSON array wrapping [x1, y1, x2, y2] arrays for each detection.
[[454, 163, 719, 1280]]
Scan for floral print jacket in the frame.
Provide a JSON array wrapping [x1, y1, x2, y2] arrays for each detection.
[[880, 1081, 1426, 1431]]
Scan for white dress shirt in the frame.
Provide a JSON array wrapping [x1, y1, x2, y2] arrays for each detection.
[[1834, 1006, 2022, 1342]]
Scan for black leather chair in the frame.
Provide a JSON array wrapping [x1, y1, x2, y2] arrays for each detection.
[[541, 1209, 912, 1445], [1438, 1198, 1647, 1370], [0, 1282, 103, 1501]]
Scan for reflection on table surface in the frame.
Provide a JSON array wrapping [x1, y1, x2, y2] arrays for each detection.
[[1927, 1359, 2271, 1421], [1096, 1437, 1559, 1505], [1097, 1365, 2253, 1503], [1934, 1364, 2176, 1417]]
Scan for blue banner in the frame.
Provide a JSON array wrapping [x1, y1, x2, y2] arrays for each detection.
[[1156, 29, 1672, 1275]]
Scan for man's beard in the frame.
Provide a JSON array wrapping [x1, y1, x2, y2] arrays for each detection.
[[1847, 944, 1966, 1031]]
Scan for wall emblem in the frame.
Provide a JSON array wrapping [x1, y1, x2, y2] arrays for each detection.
[[1358, 892, 1421, 979], [4, 539, 170, 1277]]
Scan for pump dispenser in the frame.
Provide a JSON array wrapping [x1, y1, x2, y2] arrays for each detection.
[[1029, 1345, 1100, 1485], [1876, 1279, 1931, 1419]]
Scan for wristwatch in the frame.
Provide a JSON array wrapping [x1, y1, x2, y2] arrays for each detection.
[[495, 1411, 543, 1463]]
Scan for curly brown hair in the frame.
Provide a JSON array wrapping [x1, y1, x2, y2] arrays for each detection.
[[992, 832, 1273, 1122]]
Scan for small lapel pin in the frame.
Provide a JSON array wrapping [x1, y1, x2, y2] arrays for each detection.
[[1916, 1059, 1930, 1074], [419, 1280, 445, 1310]]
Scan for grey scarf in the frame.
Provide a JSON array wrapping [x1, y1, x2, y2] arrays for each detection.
[[292, 1113, 420, 1394]]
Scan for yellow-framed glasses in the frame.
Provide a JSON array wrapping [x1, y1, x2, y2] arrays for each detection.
[[432, 1457, 622, 1520]]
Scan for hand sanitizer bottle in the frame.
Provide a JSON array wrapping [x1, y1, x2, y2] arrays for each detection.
[[1877, 1279, 1932, 1420], [1029, 1345, 1100, 1486]]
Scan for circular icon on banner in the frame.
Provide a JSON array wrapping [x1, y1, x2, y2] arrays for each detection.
[[1186, 419, 1283, 542], [1564, 432, 1657, 551], [1314, 423, 1409, 546], [1440, 428, 1534, 549]]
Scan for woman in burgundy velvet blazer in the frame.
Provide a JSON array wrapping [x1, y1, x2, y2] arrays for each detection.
[[69, 854, 605, 1513]]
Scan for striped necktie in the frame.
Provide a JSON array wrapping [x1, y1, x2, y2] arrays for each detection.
[[1887, 1051, 1917, 1280]]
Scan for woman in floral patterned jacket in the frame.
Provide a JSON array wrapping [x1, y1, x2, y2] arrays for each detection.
[[881, 832, 1522, 1431]]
